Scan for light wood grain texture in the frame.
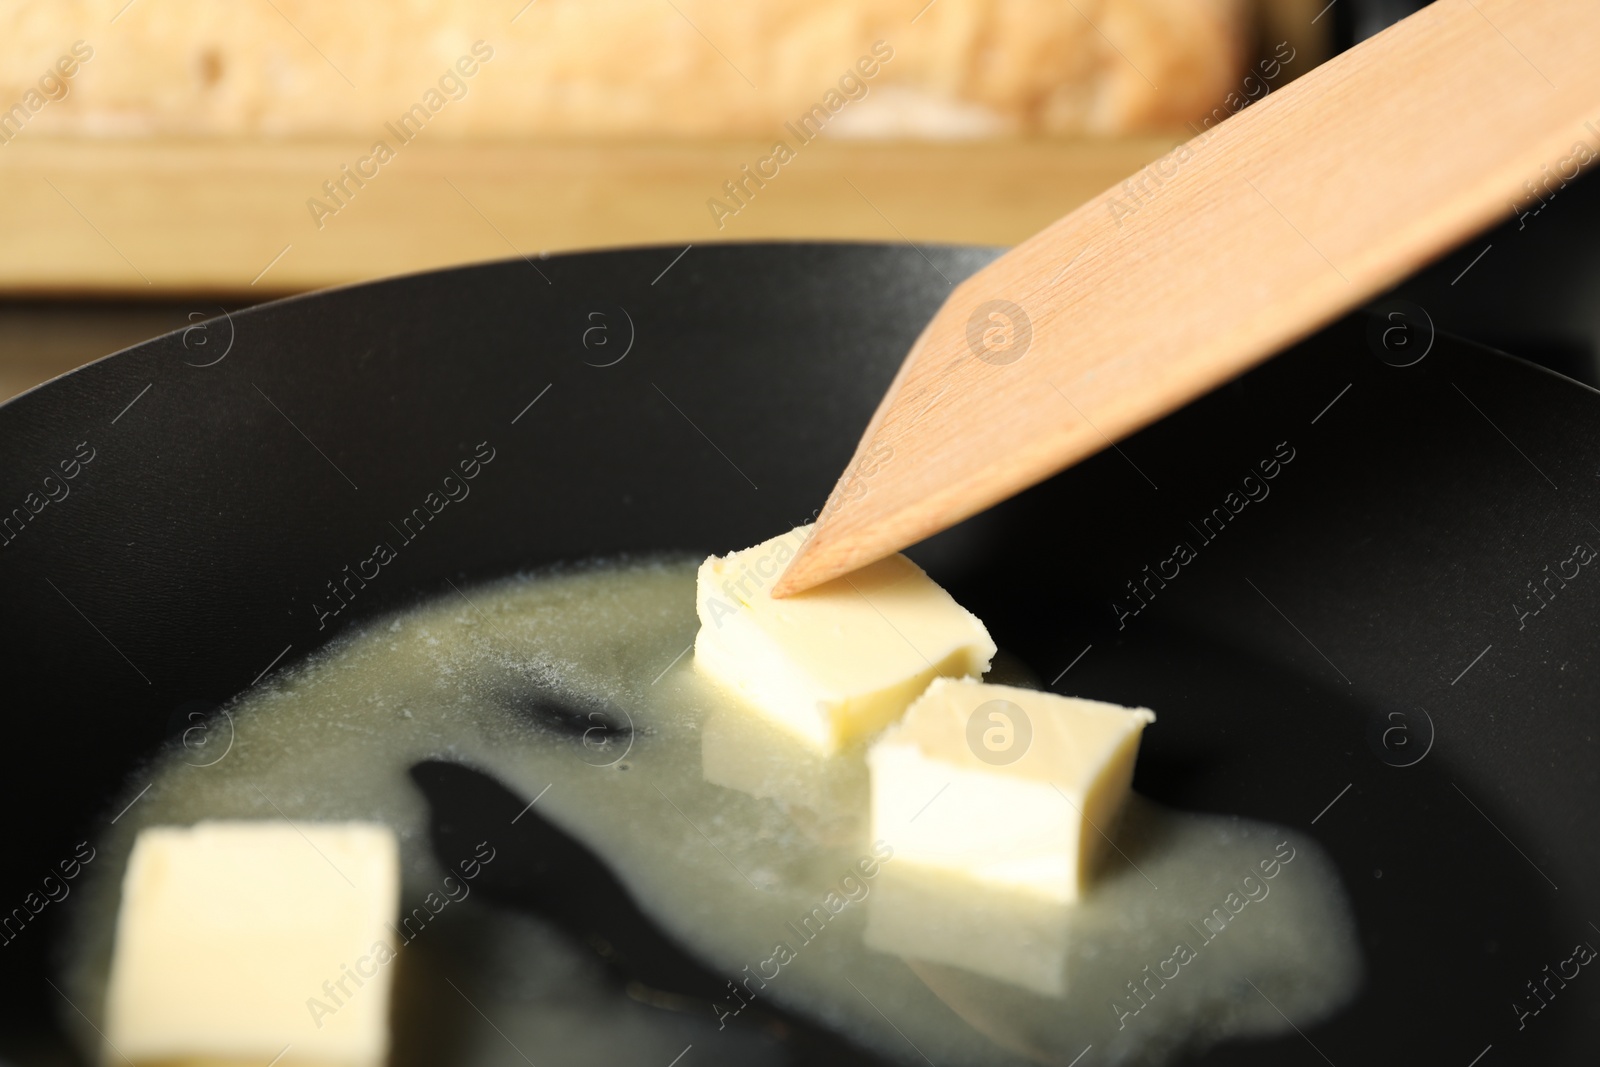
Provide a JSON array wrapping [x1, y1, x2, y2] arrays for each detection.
[[774, 0, 1600, 596], [0, 136, 1175, 296]]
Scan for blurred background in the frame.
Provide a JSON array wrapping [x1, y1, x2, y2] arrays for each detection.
[[21, 0, 1600, 406]]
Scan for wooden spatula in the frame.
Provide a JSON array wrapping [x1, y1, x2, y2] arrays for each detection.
[[774, 0, 1600, 597]]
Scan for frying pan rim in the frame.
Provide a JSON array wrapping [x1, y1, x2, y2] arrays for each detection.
[[0, 240, 1008, 414]]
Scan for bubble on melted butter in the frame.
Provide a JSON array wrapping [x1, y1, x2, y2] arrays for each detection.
[[61, 558, 1360, 1066]]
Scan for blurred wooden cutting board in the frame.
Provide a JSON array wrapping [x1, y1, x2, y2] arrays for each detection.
[[0, 136, 1177, 296]]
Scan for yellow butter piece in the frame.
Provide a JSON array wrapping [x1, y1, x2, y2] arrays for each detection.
[[693, 525, 996, 754], [869, 678, 1154, 902], [104, 820, 400, 1067]]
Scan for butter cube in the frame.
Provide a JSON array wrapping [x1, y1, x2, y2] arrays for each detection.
[[869, 679, 1154, 902], [694, 525, 996, 753], [104, 820, 400, 1066]]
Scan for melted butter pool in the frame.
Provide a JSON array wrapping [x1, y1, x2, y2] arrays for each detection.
[[63, 558, 1360, 1065]]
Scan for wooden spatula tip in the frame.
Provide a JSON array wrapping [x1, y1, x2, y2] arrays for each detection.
[[770, 550, 818, 598]]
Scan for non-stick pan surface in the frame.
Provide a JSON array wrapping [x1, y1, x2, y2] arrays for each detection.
[[1, 243, 1597, 1063]]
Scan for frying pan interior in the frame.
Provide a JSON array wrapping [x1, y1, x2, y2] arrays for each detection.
[[1, 242, 1597, 1063]]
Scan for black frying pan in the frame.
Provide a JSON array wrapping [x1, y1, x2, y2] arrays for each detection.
[[1, 238, 1597, 1064]]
